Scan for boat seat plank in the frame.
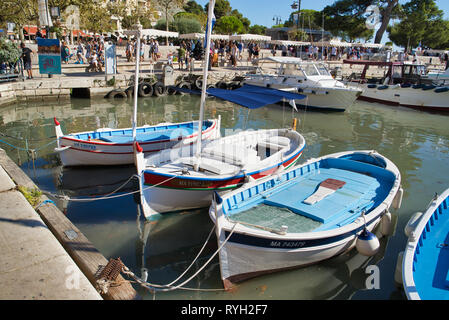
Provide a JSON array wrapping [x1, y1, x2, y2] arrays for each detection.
[[180, 157, 238, 175], [264, 168, 382, 224]]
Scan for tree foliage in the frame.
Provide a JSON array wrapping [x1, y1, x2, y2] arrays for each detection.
[[387, 0, 449, 50], [322, 0, 398, 43], [215, 15, 244, 35]]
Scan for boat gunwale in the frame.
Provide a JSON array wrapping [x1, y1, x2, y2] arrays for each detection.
[[210, 150, 401, 241], [402, 187, 449, 300], [142, 129, 306, 182], [59, 119, 218, 147]]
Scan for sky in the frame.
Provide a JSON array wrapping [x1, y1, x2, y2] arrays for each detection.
[[196, 0, 449, 44]]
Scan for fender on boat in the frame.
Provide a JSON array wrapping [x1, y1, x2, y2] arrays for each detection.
[[404, 211, 424, 238]]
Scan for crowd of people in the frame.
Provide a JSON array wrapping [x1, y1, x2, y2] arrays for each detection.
[[124, 38, 161, 63], [275, 44, 376, 61]]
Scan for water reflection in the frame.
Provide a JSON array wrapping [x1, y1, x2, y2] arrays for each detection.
[[0, 95, 448, 300]]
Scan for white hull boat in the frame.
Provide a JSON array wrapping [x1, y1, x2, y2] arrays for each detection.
[[135, 128, 306, 218], [351, 83, 449, 112], [344, 59, 449, 112], [209, 150, 403, 289], [402, 188, 449, 300], [244, 56, 362, 111], [54, 118, 220, 167]]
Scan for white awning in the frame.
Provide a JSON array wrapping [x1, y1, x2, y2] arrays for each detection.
[[179, 33, 229, 40], [229, 34, 271, 42], [122, 28, 179, 38], [269, 40, 311, 46], [258, 56, 303, 64]]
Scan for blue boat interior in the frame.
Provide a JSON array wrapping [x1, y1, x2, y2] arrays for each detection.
[[222, 153, 396, 233], [413, 194, 449, 300], [68, 121, 213, 144]]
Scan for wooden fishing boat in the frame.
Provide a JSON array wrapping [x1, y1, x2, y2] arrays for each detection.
[[54, 118, 220, 166], [134, 128, 306, 218], [344, 60, 449, 112], [402, 188, 449, 300], [208, 150, 403, 289]]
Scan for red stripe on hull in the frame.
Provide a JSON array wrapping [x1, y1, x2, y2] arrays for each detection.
[[144, 152, 302, 190]]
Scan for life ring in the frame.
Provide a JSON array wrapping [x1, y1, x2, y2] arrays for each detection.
[[108, 89, 127, 99], [153, 82, 167, 96], [401, 83, 412, 88], [125, 86, 134, 98], [412, 84, 424, 89], [434, 87, 449, 93], [167, 86, 177, 95], [367, 84, 377, 89], [216, 81, 228, 90], [422, 85, 436, 91], [176, 82, 191, 95], [138, 83, 153, 97], [377, 85, 389, 90], [194, 77, 203, 90]]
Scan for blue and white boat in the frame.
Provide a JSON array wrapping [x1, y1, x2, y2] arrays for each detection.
[[209, 150, 402, 289], [402, 188, 449, 300], [54, 118, 220, 167]]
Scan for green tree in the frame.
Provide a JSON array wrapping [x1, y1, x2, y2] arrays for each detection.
[[387, 0, 449, 50], [174, 17, 202, 34], [205, 0, 231, 20], [322, 0, 399, 43], [215, 15, 244, 35], [248, 25, 267, 35], [183, 0, 204, 15]]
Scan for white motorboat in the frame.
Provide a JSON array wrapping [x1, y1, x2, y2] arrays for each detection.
[[344, 60, 449, 112], [209, 150, 403, 289], [243, 56, 362, 112]]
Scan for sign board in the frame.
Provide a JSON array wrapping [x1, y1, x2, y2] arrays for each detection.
[[38, 0, 53, 27], [105, 43, 117, 75], [37, 38, 61, 74]]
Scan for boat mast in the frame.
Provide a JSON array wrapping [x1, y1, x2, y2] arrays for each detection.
[[195, 0, 216, 165], [132, 24, 142, 143]]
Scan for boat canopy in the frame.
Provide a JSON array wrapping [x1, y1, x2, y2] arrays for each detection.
[[207, 84, 306, 109], [173, 84, 306, 109], [258, 56, 303, 64]]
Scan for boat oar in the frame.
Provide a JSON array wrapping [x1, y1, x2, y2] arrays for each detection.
[[303, 178, 346, 205]]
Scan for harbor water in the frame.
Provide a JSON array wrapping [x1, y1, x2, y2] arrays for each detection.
[[1, 94, 448, 300]]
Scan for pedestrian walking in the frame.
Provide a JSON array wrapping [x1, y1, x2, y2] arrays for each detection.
[[20, 42, 34, 80]]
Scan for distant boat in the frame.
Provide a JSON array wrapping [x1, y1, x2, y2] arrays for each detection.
[[344, 59, 449, 112], [243, 56, 362, 112], [402, 188, 449, 300], [209, 150, 403, 289], [54, 118, 220, 167]]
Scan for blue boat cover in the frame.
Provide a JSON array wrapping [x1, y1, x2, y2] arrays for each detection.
[[171, 84, 307, 109]]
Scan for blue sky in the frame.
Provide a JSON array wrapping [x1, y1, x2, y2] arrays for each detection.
[[196, 0, 449, 44]]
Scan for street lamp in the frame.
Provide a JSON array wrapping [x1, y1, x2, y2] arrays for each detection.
[[272, 15, 282, 26], [291, 1, 301, 41]]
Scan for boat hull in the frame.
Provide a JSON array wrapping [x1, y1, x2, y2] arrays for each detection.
[[210, 150, 402, 287], [141, 148, 303, 215], [56, 119, 219, 166], [352, 84, 449, 112], [214, 213, 380, 285], [402, 188, 449, 300], [244, 80, 359, 112]]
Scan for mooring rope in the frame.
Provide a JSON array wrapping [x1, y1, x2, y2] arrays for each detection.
[[46, 173, 180, 203], [121, 223, 238, 292]]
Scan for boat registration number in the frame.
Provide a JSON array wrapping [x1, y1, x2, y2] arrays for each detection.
[[270, 241, 306, 248]]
